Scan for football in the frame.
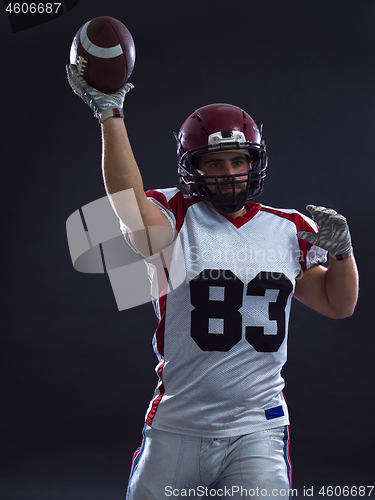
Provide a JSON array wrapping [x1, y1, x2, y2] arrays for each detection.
[[70, 16, 136, 93]]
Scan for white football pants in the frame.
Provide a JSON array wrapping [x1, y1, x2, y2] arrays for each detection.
[[126, 425, 292, 499]]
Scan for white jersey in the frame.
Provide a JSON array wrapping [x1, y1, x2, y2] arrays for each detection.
[[123, 188, 327, 438]]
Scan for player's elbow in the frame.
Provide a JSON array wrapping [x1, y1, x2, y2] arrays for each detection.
[[339, 304, 357, 319], [330, 310, 354, 320], [326, 302, 357, 319]]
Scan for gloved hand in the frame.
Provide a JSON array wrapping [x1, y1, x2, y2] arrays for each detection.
[[297, 205, 352, 260], [66, 63, 134, 123]]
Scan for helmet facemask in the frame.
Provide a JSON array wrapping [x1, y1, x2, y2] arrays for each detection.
[[177, 130, 267, 214]]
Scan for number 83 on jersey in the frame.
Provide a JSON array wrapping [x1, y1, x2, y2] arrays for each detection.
[[189, 269, 294, 353]]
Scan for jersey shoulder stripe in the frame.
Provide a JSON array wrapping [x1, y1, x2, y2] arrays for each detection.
[[146, 188, 199, 231], [258, 205, 324, 271], [259, 205, 319, 233], [146, 187, 180, 204]]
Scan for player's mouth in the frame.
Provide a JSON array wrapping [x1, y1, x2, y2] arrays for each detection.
[[220, 185, 245, 193]]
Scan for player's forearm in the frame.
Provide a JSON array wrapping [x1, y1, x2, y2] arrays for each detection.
[[101, 117, 149, 227], [101, 117, 144, 197], [324, 253, 359, 318]]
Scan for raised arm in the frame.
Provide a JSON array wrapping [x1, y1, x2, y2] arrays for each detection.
[[66, 64, 173, 255]]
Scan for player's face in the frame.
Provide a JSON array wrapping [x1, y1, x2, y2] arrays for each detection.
[[196, 151, 251, 196]]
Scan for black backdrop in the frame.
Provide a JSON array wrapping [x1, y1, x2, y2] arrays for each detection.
[[1, 1, 374, 499]]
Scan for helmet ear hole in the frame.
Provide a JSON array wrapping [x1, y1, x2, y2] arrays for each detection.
[[190, 156, 200, 171]]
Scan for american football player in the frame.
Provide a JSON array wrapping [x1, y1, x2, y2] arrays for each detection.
[[67, 64, 359, 500]]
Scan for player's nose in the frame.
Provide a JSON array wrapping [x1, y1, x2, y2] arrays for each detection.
[[221, 162, 237, 177]]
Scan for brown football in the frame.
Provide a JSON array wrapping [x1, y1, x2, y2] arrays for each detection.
[[70, 16, 136, 93]]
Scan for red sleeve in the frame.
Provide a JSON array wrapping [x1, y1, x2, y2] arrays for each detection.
[[146, 189, 199, 232]]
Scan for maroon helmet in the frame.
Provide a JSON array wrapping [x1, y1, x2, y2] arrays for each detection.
[[176, 103, 267, 213]]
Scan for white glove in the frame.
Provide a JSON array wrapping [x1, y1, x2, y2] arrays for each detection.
[[66, 63, 134, 123], [297, 205, 352, 260]]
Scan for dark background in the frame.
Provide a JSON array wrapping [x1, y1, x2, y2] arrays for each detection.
[[1, 1, 374, 499]]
